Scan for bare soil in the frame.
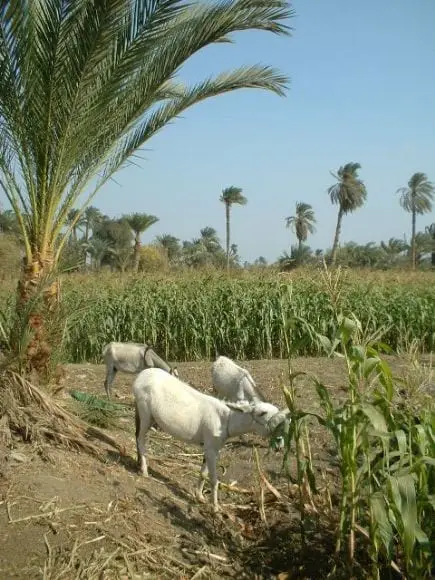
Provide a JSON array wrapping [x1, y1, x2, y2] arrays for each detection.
[[0, 356, 422, 579]]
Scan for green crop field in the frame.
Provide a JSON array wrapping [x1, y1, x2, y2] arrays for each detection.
[[2, 268, 433, 363]]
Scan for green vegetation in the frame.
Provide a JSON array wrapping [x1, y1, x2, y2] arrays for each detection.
[[285, 201, 317, 261], [1, 270, 432, 364], [397, 172, 435, 270], [0, 0, 291, 375], [278, 270, 434, 579]]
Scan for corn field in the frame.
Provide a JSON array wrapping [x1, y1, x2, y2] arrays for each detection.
[[3, 271, 427, 363]]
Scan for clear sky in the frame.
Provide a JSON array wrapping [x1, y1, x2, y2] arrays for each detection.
[[95, 0, 435, 263]]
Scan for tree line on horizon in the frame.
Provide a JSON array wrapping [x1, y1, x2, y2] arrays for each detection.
[[1, 165, 434, 273], [283, 165, 435, 270]]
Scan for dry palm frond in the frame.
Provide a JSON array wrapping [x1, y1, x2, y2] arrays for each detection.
[[0, 369, 123, 457]]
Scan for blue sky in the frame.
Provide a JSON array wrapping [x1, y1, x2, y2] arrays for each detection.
[[96, 0, 435, 262]]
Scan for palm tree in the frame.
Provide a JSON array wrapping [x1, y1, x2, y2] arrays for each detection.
[[327, 162, 367, 265], [413, 231, 432, 265], [199, 227, 222, 254], [66, 209, 85, 242], [380, 238, 407, 266], [220, 186, 247, 271], [155, 234, 181, 264], [426, 223, 435, 268], [397, 173, 434, 269], [124, 213, 159, 272], [285, 202, 316, 255], [380, 237, 407, 256], [83, 206, 103, 243], [0, 0, 292, 373], [86, 238, 110, 270]]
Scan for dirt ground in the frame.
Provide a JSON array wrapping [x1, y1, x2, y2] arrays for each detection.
[[0, 356, 428, 579]]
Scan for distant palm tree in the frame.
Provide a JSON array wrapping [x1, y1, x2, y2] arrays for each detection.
[[66, 209, 85, 242], [200, 227, 222, 254], [426, 223, 435, 268], [124, 213, 159, 272], [277, 251, 295, 271], [155, 234, 181, 264], [328, 162, 367, 265], [86, 238, 110, 270], [278, 244, 312, 271], [83, 206, 103, 243], [397, 173, 434, 269], [254, 256, 268, 267], [285, 202, 316, 255], [220, 186, 247, 272], [413, 231, 432, 265], [381, 237, 407, 255], [380, 238, 407, 265]]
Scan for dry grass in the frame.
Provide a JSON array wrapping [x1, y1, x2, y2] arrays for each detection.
[[0, 369, 124, 459]]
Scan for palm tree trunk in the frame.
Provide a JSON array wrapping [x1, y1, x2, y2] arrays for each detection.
[[133, 233, 141, 272], [14, 251, 59, 379], [297, 238, 302, 265], [330, 206, 344, 266], [225, 203, 231, 272], [411, 210, 416, 270]]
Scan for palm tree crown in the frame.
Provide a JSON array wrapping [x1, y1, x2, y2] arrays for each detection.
[[83, 206, 103, 242], [125, 213, 159, 239], [397, 173, 434, 215], [285, 202, 316, 246], [328, 163, 367, 213], [397, 172, 434, 269], [155, 234, 181, 263], [220, 187, 248, 208]]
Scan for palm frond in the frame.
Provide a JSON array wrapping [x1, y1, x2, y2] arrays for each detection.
[[397, 173, 434, 215], [327, 162, 367, 214], [0, 0, 293, 266]]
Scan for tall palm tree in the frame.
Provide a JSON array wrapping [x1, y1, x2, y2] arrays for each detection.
[[220, 186, 247, 271], [397, 173, 434, 269], [124, 213, 159, 272], [0, 0, 292, 373], [327, 162, 367, 266], [83, 206, 103, 243], [285, 201, 316, 255]]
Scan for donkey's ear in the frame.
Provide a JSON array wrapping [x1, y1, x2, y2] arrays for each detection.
[[225, 401, 252, 413]]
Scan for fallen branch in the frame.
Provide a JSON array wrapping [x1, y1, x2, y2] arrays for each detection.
[[182, 548, 227, 563], [8, 502, 87, 524]]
